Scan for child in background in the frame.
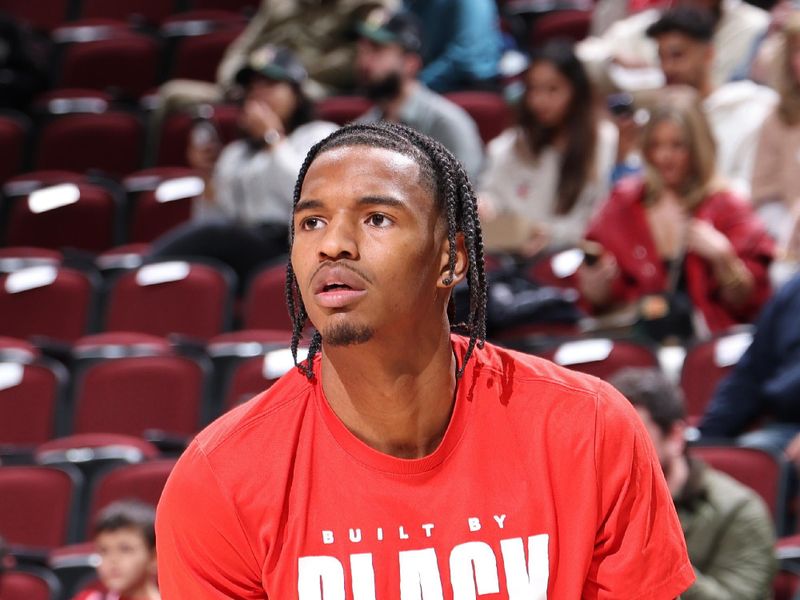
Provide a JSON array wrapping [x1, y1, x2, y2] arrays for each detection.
[[72, 501, 160, 600]]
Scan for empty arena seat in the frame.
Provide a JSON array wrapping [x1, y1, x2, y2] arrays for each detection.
[[123, 167, 204, 242], [241, 259, 293, 332], [0, 247, 62, 273], [35, 112, 145, 178], [78, 0, 177, 26], [189, 0, 259, 12], [168, 26, 244, 82], [0, 0, 72, 32], [529, 9, 592, 46], [540, 337, 660, 381], [0, 564, 62, 600], [155, 104, 240, 167], [316, 96, 373, 125], [0, 111, 30, 183], [105, 260, 236, 340], [0, 465, 82, 550], [444, 91, 512, 144], [4, 182, 122, 252], [0, 265, 100, 343]]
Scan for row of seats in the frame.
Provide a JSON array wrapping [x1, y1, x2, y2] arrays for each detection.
[[0, 90, 511, 183], [0, 0, 259, 33]]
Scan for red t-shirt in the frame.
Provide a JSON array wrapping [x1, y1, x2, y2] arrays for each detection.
[[156, 336, 694, 599]]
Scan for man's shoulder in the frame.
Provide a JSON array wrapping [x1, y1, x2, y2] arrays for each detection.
[[700, 463, 773, 519], [407, 85, 477, 128], [193, 364, 315, 457]]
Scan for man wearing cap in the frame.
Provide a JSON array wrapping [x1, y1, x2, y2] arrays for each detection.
[[149, 45, 337, 283], [354, 10, 485, 180]]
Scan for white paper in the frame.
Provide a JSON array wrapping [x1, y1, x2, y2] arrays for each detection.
[[554, 339, 613, 366], [135, 261, 190, 286], [714, 332, 753, 367], [5, 265, 58, 293], [263, 347, 308, 380], [0, 362, 24, 392], [28, 183, 80, 214]]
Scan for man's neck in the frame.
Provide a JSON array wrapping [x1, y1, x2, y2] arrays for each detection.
[[379, 79, 419, 123], [319, 322, 457, 459]]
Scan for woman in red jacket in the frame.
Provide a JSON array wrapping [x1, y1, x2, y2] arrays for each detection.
[[579, 89, 774, 336]]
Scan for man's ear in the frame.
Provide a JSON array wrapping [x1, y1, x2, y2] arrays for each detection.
[[437, 232, 468, 289]]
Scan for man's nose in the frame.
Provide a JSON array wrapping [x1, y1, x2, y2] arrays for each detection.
[[318, 217, 359, 260]]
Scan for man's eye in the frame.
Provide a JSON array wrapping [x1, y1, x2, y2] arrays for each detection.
[[367, 214, 392, 228], [301, 217, 324, 230]]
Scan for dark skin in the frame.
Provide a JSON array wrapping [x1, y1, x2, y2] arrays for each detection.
[[291, 146, 468, 459]]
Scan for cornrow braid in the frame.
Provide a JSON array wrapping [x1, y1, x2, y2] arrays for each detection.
[[285, 121, 487, 379]]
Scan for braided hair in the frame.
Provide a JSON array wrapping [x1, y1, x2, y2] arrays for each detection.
[[286, 122, 487, 379]]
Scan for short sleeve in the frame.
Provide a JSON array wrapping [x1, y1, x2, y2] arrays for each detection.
[[156, 442, 266, 599], [583, 383, 695, 600]]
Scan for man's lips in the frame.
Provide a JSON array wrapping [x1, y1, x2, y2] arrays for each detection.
[[311, 265, 368, 308]]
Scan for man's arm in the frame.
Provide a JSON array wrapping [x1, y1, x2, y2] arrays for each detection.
[[683, 495, 777, 599], [156, 443, 265, 599]]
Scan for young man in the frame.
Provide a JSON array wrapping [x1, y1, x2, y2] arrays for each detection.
[[612, 368, 776, 599], [156, 122, 694, 598], [73, 501, 160, 600], [353, 10, 484, 180]]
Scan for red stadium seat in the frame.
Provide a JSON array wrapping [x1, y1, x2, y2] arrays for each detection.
[[0, 565, 62, 600], [0, 266, 100, 343], [0, 335, 40, 360], [105, 260, 236, 340], [169, 26, 244, 82], [87, 458, 177, 535], [35, 112, 144, 178], [0, 0, 72, 32], [0, 357, 67, 451], [680, 329, 754, 423], [0, 247, 62, 273], [36, 433, 160, 466], [156, 104, 240, 167], [539, 337, 659, 381], [0, 465, 82, 550], [316, 96, 373, 126], [221, 346, 310, 412], [444, 91, 512, 144], [2, 170, 87, 198], [5, 182, 122, 252], [0, 111, 30, 183], [692, 444, 790, 534], [529, 9, 592, 46], [72, 354, 208, 438], [242, 260, 293, 332], [56, 27, 160, 100], [123, 167, 203, 242], [33, 89, 113, 116]]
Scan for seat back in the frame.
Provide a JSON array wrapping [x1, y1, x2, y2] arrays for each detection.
[[540, 337, 659, 381], [692, 444, 789, 533], [6, 183, 121, 252], [0, 0, 72, 32], [316, 96, 373, 125], [444, 91, 511, 144], [242, 260, 292, 332], [0, 266, 99, 342], [79, 0, 177, 26], [0, 111, 30, 183], [0, 465, 81, 549], [0, 358, 67, 448], [35, 112, 144, 178], [0, 565, 62, 600], [170, 27, 244, 82], [156, 104, 240, 167], [87, 458, 177, 537], [105, 260, 235, 340], [680, 329, 753, 422], [124, 168, 203, 242]]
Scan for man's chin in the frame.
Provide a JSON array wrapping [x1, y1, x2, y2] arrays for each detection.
[[322, 322, 374, 347]]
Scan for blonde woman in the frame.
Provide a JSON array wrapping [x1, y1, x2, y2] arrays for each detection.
[[579, 88, 774, 335], [752, 12, 800, 258]]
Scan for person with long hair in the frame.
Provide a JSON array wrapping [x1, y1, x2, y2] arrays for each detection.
[[479, 40, 617, 256], [579, 88, 774, 336], [752, 12, 800, 259]]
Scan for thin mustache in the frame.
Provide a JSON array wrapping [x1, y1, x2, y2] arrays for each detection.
[[310, 261, 373, 286]]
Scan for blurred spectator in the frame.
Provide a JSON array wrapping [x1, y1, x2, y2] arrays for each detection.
[[646, 6, 777, 196], [612, 367, 776, 600], [579, 89, 774, 337], [403, 0, 502, 93], [0, 14, 47, 112], [700, 273, 800, 458], [353, 10, 484, 179], [149, 45, 337, 284], [71, 501, 159, 600], [577, 0, 770, 92], [150, 0, 392, 155], [752, 12, 800, 251], [479, 41, 618, 256]]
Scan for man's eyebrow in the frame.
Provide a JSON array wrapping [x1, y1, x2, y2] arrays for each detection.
[[294, 196, 407, 213]]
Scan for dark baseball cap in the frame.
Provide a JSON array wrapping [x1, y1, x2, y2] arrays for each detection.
[[235, 44, 308, 87], [355, 10, 422, 53]]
